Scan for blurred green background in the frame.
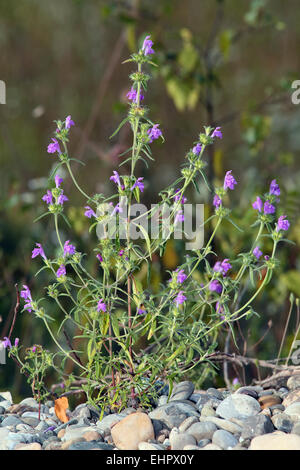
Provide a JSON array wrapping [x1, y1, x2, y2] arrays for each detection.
[[1, 0, 300, 400]]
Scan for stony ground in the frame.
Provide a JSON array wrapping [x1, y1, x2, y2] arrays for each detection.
[[1, 376, 300, 450]]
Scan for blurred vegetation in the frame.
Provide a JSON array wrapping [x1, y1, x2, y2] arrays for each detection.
[[1, 0, 300, 400]]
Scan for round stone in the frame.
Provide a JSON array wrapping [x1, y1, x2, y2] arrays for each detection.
[[284, 402, 300, 418], [138, 442, 165, 450], [178, 416, 199, 432], [169, 430, 197, 450], [148, 401, 199, 429], [186, 421, 217, 441], [83, 430, 102, 442], [212, 429, 238, 450], [111, 412, 154, 450], [15, 442, 42, 451], [283, 390, 300, 408], [216, 394, 261, 420], [272, 413, 294, 433]]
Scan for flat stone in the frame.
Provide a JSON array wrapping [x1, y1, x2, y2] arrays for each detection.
[[284, 402, 300, 418], [258, 395, 281, 409], [68, 441, 114, 450], [1, 415, 23, 427], [19, 398, 39, 408], [200, 404, 217, 417], [16, 423, 33, 432], [96, 414, 124, 435], [43, 440, 62, 450], [212, 429, 238, 449], [250, 431, 300, 450], [15, 442, 42, 450], [186, 421, 217, 441], [21, 411, 49, 420], [178, 416, 199, 432], [21, 417, 40, 427], [234, 386, 263, 397], [240, 414, 274, 440], [61, 438, 86, 450], [283, 390, 300, 408], [148, 401, 199, 429], [216, 394, 261, 420], [138, 442, 165, 450], [170, 381, 195, 401], [287, 375, 300, 391], [111, 412, 154, 450], [272, 413, 294, 433], [200, 416, 242, 434], [169, 429, 197, 450], [206, 388, 224, 400]]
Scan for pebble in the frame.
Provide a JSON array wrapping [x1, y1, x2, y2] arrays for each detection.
[[216, 394, 261, 420], [148, 401, 199, 429], [169, 381, 194, 401], [258, 395, 281, 409], [157, 395, 168, 406], [1, 416, 23, 427], [284, 402, 300, 418], [178, 416, 199, 432], [83, 430, 103, 442], [198, 438, 211, 448], [202, 443, 222, 450], [183, 444, 201, 450], [186, 421, 217, 440], [272, 413, 295, 433], [240, 414, 274, 440], [250, 431, 300, 450], [200, 403, 217, 417], [61, 426, 96, 442], [292, 422, 300, 436], [207, 388, 224, 400], [0, 400, 12, 411], [169, 428, 197, 450], [15, 423, 34, 432], [287, 375, 300, 391], [21, 411, 49, 420], [68, 441, 114, 450], [96, 414, 124, 435], [61, 437, 86, 450], [0, 407, 5, 415], [21, 417, 40, 427], [212, 429, 238, 449], [200, 416, 242, 434], [111, 412, 154, 450], [283, 389, 300, 408]]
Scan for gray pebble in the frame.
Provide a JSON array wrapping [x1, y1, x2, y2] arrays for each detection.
[[169, 381, 194, 401], [198, 438, 211, 448], [272, 413, 294, 433], [212, 429, 238, 449], [1, 416, 23, 427], [186, 421, 217, 440], [216, 394, 261, 420]]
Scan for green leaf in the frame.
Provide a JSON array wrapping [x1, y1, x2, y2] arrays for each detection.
[[109, 117, 129, 139]]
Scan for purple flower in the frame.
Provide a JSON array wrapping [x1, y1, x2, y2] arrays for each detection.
[[56, 264, 66, 278], [84, 206, 96, 218], [126, 87, 144, 103], [174, 189, 187, 204], [264, 255, 270, 261], [96, 253, 103, 263], [32, 243, 46, 260], [2, 337, 12, 349], [57, 192, 68, 205], [55, 174, 63, 188], [137, 307, 146, 315], [213, 259, 232, 275], [175, 209, 184, 223], [216, 302, 225, 320], [276, 215, 290, 232], [131, 177, 144, 192], [213, 194, 222, 208], [97, 299, 107, 312], [47, 138, 61, 154], [253, 246, 263, 259], [224, 170, 237, 190], [21, 285, 33, 312], [65, 115, 75, 130], [142, 35, 155, 56], [270, 179, 280, 196], [232, 377, 240, 386], [112, 203, 123, 215], [110, 171, 121, 186], [252, 196, 263, 212], [63, 240, 76, 257], [209, 279, 222, 294], [176, 269, 187, 284], [147, 124, 162, 143], [32, 346, 37, 353], [192, 143, 202, 155], [119, 250, 125, 257], [263, 201, 275, 215], [42, 190, 53, 205], [174, 291, 187, 307], [211, 127, 223, 139], [14, 338, 19, 347]]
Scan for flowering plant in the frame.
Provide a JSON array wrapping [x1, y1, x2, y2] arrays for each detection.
[[4, 35, 290, 413]]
